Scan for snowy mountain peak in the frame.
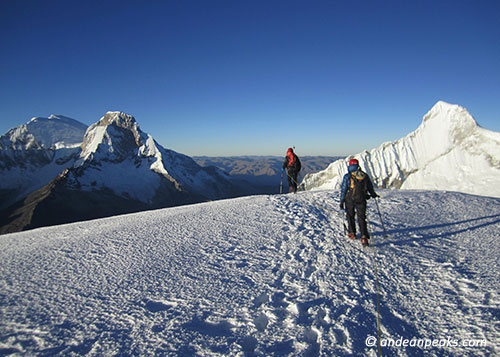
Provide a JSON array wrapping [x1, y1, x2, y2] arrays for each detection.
[[301, 101, 500, 198], [1, 111, 241, 232], [0, 115, 88, 209], [0, 115, 87, 151], [418, 101, 478, 146], [75, 111, 209, 203], [0, 125, 39, 150], [78, 111, 147, 164], [100, 111, 139, 130], [425, 100, 469, 118], [30, 114, 74, 123]]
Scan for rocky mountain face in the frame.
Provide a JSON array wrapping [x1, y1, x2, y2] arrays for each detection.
[[300, 101, 500, 198], [0, 112, 238, 234]]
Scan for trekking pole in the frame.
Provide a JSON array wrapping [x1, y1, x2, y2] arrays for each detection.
[[284, 171, 301, 193], [340, 208, 347, 236], [367, 211, 383, 357], [374, 198, 388, 238], [280, 170, 283, 194], [286, 172, 300, 187]]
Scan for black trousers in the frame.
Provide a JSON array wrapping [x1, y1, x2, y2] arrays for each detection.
[[287, 168, 298, 193], [345, 199, 369, 238]]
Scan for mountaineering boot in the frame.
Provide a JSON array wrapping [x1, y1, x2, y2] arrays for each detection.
[[361, 236, 369, 247], [348, 232, 356, 240]]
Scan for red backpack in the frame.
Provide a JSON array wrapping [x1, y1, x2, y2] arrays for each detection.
[[286, 151, 296, 167]]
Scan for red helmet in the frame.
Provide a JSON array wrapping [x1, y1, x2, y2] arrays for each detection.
[[349, 159, 359, 166], [287, 148, 293, 153]]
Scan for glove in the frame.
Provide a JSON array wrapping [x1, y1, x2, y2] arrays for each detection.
[[372, 193, 379, 199], [340, 201, 345, 210]]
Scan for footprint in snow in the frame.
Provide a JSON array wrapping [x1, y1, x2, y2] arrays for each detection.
[[239, 335, 258, 352], [143, 299, 178, 313], [253, 293, 270, 308], [253, 312, 271, 332], [271, 291, 288, 308]]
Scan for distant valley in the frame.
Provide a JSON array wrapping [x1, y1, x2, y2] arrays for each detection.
[[194, 156, 341, 194]]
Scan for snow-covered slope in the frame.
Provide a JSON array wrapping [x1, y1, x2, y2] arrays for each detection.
[[0, 115, 87, 208], [300, 102, 500, 198], [0, 190, 498, 356]]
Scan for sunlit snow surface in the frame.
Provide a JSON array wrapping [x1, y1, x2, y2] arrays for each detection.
[[1, 190, 499, 356]]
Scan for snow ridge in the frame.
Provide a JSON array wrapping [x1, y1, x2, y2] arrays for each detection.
[[300, 101, 500, 198]]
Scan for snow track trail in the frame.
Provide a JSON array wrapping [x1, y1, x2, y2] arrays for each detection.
[[264, 193, 379, 356], [0, 190, 499, 356]]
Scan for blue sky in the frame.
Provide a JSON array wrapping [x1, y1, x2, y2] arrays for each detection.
[[1, 0, 499, 156]]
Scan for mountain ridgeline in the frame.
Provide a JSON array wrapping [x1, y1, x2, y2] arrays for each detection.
[[300, 101, 500, 198], [0, 112, 240, 234], [2, 101, 499, 233]]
